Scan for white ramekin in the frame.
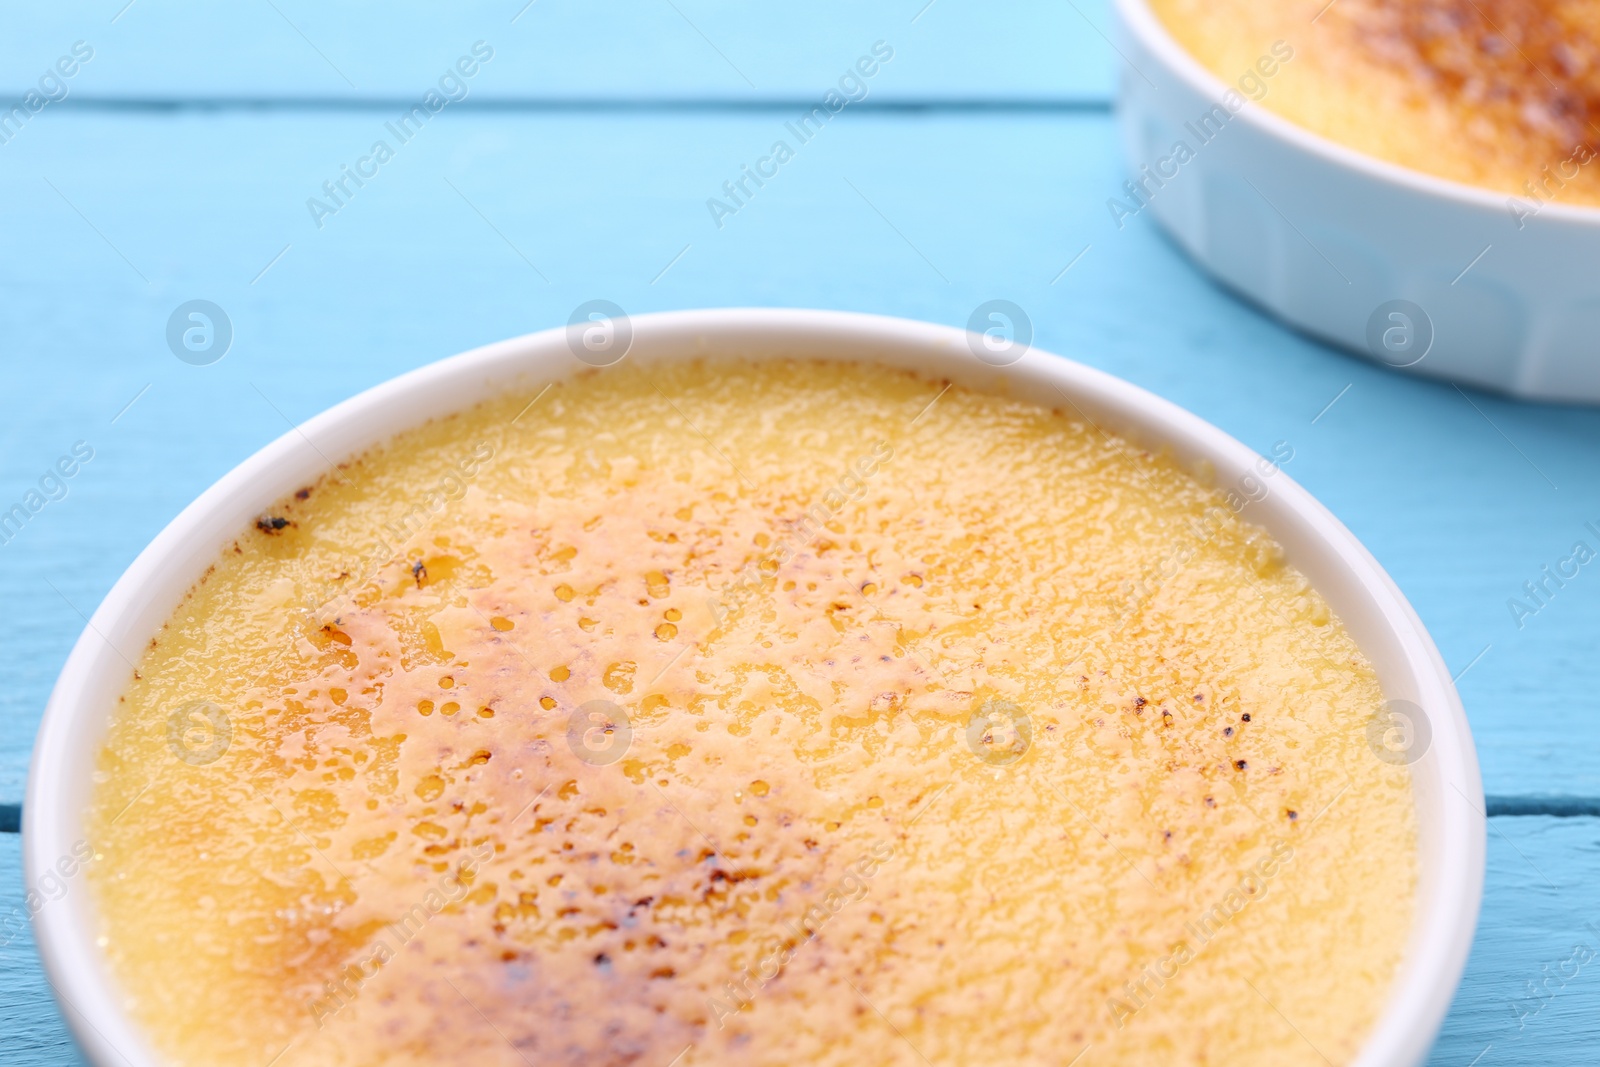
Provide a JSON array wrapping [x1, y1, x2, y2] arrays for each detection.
[[27, 309, 1484, 1066], [1113, 0, 1600, 403]]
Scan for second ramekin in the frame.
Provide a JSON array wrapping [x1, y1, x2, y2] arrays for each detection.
[[1114, 0, 1600, 403]]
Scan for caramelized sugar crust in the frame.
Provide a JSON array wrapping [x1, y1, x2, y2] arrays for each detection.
[[87, 360, 1415, 1067], [1362, 0, 1600, 143], [1155, 0, 1600, 205]]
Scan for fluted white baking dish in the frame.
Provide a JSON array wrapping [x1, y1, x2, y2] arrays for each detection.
[[1114, 0, 1600, 402]]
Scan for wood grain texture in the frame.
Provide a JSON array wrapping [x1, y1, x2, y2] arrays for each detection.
[[6, 818, 1598, 1065], [2, 110, 1599, 802], [1426, 816, 1600, 1066], [0, 835, 83, 1067], [0, 0, 1115, 103]]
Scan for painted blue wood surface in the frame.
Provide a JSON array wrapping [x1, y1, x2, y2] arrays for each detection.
[[0, 0, 1114, 102], [1429, 817, 1600, 1065], [2, 110, 1598, 799], [0, 839, 81, 1066], [3, 4, 1600, 1063]]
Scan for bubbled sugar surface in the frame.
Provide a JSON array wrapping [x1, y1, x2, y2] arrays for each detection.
[[87, 359, 1414, 1066], [1153, 0, 1600, 205]]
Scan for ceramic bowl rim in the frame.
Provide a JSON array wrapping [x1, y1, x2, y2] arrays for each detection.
[[26, 308, 1485, 1067]]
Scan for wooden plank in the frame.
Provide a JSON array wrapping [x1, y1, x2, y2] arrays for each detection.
[[2, 110, 1599, 800], [0, 1, 1114, 103], [1427, 816, 1600, 1065], [5, 818, 1598, 1064], [0, 834, 85, 1066]]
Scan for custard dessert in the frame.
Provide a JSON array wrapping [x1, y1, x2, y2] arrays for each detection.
[[1152, 0, 1600, 208], [87, 359, 1415, 1066]]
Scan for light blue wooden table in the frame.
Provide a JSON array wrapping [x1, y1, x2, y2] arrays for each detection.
[[3, 3, 1599, 1062]]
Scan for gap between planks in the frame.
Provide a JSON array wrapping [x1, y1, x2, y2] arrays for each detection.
[[44, 96, 1114, 115]]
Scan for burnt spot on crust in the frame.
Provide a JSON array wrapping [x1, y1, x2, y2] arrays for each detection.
[[256, 516, 291, 534], [1355, 0, 1600, 150]]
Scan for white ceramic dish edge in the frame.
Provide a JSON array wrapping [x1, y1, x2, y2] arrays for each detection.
[[1114, 0, 1600, 403], [27, 308, 1484, 1066]]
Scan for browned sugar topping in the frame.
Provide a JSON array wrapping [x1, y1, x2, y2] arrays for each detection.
[[1352, 0, 1600, 149]]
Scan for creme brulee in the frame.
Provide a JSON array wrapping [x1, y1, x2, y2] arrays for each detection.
[[1152, 0, 1600, 208], [87, 359, 1415, 1066]]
